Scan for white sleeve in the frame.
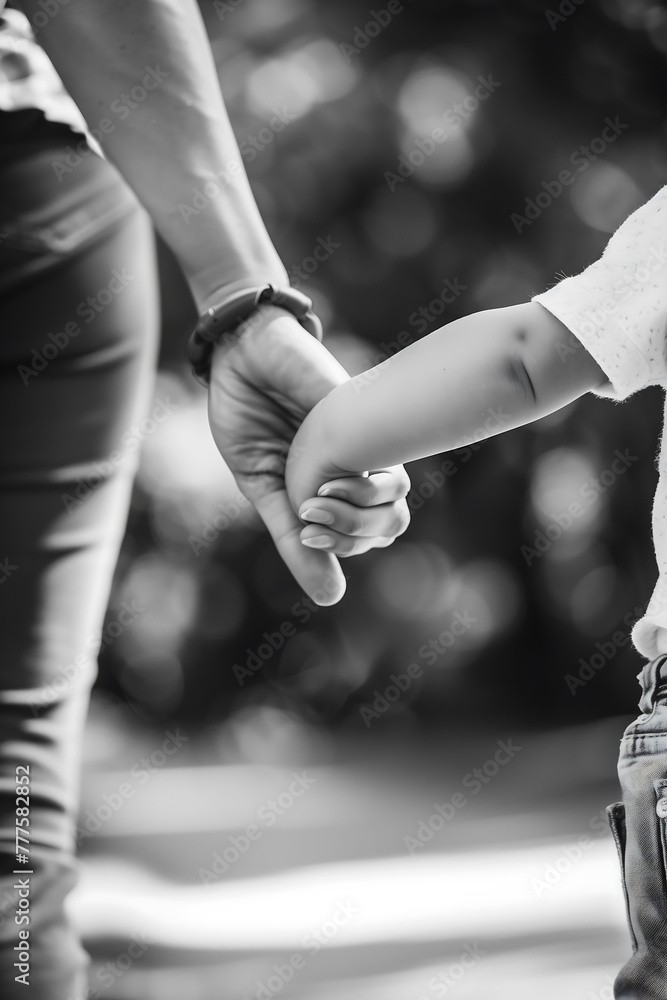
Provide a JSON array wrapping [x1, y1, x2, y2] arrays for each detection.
[[533, 186, 667, 662], [532, 185, 667, 401]]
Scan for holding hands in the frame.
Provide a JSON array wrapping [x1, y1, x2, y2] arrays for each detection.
[[207, 305, 411, 606]]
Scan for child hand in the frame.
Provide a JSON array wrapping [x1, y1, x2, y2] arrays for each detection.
[[286, 394, 411, 558]]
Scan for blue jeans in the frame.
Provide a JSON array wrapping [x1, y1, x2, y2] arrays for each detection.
[[0, 115, 159, 998], [609, 653, 667, 998]]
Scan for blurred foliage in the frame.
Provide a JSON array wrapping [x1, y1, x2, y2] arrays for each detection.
[[97, 0, 667, 736]]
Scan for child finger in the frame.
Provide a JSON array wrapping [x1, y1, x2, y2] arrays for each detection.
[[299, 497, 410, 539], [318, 466, 410, 507]]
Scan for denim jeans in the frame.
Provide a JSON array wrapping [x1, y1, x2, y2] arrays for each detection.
[[608, 653, 667, 998], [0, 114, 159, 998]]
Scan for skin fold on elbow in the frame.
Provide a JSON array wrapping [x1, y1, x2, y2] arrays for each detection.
[[496, 303, 587, 421], [501, 352, 539, 414]]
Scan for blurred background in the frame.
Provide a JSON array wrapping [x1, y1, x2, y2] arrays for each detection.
[[61, 0, 667, 996]]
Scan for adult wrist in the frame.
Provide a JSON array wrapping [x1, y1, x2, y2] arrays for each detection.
[[186, 281, 323, 386], [192, 271, 290, 316]]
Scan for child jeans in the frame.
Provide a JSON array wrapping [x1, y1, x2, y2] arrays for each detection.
[[609, 652, 667, 998], [0, 118, 159, 998]]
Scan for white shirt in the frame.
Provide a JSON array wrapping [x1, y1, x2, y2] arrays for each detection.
[[0, 6, 91, 138], [532, 184, 667, 661]]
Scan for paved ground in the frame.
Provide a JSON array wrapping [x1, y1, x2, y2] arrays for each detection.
[[68, 706, 631, 999]]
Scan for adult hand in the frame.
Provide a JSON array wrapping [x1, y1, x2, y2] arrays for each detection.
[[207, 305, 411, 605]]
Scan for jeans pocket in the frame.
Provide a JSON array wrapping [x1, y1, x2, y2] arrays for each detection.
[[607, 801, 638, 954], [0, 142, 138, 295], [0, 185, 134, 257]]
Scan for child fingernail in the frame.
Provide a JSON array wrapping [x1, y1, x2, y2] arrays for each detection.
[[301, 507, 334, 525], [318, 488, 342, 499], [302, 535, 333, 549]]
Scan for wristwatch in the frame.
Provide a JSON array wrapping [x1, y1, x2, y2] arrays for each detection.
[[185, 283, 323, 386]]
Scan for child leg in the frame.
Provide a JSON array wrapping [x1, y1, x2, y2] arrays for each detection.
[[608, 653, 667, 998]]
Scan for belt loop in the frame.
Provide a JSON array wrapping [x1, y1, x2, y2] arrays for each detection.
[[638, 654, 667, 713]]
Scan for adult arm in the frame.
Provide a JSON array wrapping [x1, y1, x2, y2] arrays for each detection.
[[17, 0, 285, 308], [16, 0, 411, 603]]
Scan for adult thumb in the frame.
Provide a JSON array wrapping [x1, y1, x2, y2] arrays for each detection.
[[253, 487, 346, 606]]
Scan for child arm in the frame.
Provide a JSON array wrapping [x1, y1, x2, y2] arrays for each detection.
[[286, 300, 607, 510], [287, 184, 667, 657]]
